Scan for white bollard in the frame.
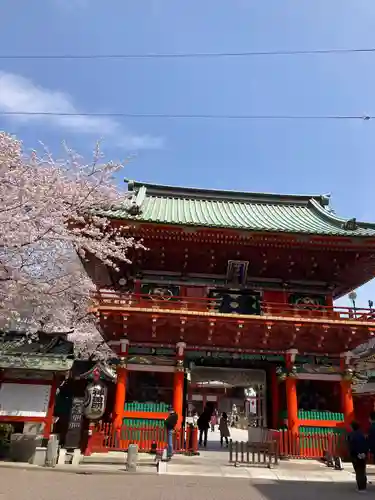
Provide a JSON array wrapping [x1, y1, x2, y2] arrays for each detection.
[[71, 448, 82, 466], [57, 448, 67, 465], [127, 444, 138, 472], [45, 434, 59, 467], [157, 460, 167, 474]]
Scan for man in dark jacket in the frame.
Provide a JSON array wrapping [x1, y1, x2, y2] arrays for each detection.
[[347, 421, 368, 492], [164, 408, 178, 458], [197, 407, 211, 448]]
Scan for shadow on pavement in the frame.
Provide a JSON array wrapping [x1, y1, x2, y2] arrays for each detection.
[[253, 479, 371, 499]]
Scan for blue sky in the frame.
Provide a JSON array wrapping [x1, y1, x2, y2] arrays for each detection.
[[1, 0, 375, 307]]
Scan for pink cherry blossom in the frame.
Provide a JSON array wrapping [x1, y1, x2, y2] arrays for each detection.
[[0, 131, 138, 359]]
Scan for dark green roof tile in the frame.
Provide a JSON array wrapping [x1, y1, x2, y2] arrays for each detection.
[[102, 181, 375, 237]]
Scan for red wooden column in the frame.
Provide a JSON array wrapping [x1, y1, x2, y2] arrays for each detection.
[[43, 375, 59, 438], [113, 339, 129, 429], [340, 352, 354, 428], [285, 349, 298, 433], [270, 365, 280, 429], [173, 342, 186, 428]]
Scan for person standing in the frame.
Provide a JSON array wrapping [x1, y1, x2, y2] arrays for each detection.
[[164, 407, 178, 459], [192, 410, 199, 428], [219, 412, 230, 447], [347, 421, 368, 493], [198, 407, 211, 447]]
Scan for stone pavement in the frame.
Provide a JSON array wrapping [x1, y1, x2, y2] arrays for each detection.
[[0, 426, 372, 484], [164, 457, 359, 482], [164, 427, 356, 482], [0, 467, 372, 500]]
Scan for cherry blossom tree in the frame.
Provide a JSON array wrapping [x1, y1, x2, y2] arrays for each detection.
[[0, 131, 138, 358]]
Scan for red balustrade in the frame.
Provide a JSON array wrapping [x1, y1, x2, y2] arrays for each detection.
[[85, 422, 198, 456], [275, 430, 347, 459], [93, 291, 374, 323], [87, 425, 352, 461]]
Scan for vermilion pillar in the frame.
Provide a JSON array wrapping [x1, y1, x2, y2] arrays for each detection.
[[341, 380, 354, 426], [174, 342, 186, 427], [285, 349, 298, 433], [340, 353, 354, 427], [113, 339, 129, 429], [270, 366, 279, 429], [43, 376, 59, 438]]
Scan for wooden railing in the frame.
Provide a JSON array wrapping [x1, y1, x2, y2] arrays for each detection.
[[94, 291, 375, 323]]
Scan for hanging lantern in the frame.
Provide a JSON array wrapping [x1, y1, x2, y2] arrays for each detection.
[[84, 381, 108, 420]]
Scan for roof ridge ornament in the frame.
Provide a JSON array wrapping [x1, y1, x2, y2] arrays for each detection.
[[342, 218, 358, 231], [125, 179, 135, 191], [320, 193, 331, 207], [124, 182, 146, 216]]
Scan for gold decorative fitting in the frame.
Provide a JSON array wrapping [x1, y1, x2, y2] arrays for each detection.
[[175, 359, 184, 372], [343, 368, 354, 381], [118, 357, 127, 368]]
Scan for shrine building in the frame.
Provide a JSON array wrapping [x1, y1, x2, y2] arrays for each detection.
[[88, 180, 375, 435]]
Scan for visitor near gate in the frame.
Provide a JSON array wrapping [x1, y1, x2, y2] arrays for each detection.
[[347, 421, 368, 493], [198, 407, 211, 447], [230, 404, 239, 428], [219, 412, 230, 447], [210, 409, 218, 432], [164, 407, 178, 458]]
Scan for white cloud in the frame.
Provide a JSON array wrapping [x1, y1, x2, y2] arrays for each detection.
[[0, 71, 164, 150]]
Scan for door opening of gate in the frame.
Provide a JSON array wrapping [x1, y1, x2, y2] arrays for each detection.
[[187, 367, 267, 429]]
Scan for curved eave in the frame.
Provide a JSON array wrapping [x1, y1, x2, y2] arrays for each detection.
[[309, 199, 375, 236]]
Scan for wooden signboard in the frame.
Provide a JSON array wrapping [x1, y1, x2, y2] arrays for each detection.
[[64, 396, 85, 449]]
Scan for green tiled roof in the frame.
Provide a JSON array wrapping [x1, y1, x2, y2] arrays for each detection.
[[0, 333, 74, 371], [102, 181, 375, 237]]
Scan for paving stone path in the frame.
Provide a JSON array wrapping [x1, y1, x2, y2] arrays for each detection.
[[0, 467, 370, 500]]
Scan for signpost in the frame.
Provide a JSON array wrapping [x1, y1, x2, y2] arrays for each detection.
[[64, 397, 85, 449]]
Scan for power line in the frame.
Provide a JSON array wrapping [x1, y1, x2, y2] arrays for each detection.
[[0, 111, 372, 120], [1, 47, 375, 60]]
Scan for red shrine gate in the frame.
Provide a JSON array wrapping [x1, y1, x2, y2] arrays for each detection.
[[84, 181, 375, 458]]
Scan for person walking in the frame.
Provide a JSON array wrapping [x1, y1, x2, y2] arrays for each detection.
[[347, 421, 368, 493], [164, 407, 178, 459], [197, 407, 211, 447], [219, 412, 230, 447], [210, 410, 218, 432]]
